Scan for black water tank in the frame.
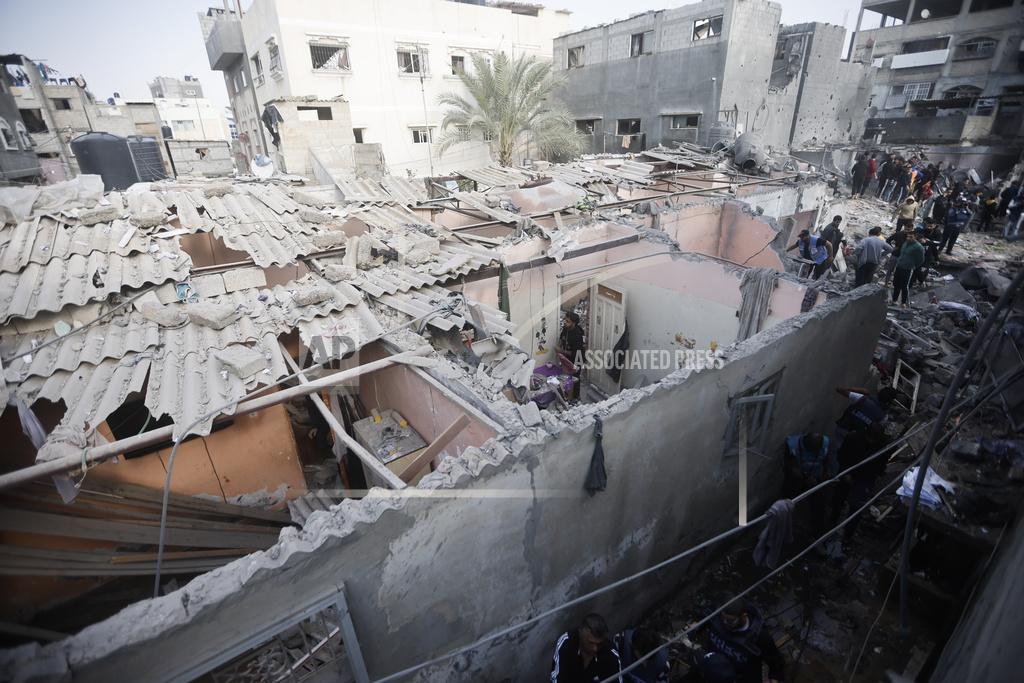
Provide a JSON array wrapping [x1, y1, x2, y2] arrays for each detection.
[[71, 132, 138, 191], [127, 135, 168, 182]]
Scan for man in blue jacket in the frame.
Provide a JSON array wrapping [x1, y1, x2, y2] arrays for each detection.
[[938, 200, 972, 255], [702, 595, 784, 683]]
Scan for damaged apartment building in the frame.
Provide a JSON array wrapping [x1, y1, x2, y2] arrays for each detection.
[[553, 0, 876, 155], [0, 142, 912, 681]]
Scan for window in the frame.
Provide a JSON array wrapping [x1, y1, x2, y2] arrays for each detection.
[[954, 37, 997, 60], [723, 371, 781, 457], [774, 40, 788, 61], [185, 89, 197, 96], [576, 119, 598, 135], [353, 128, 364, 144], [232, 68, 247, 93], [52, 98, 72, 110], [886, 82, 933, 108], [19, 109, 47, 133], [15, 122, 33, 148], [310, 40, 351, 71], [630, 31, 653, 57], [411, 127, 433, 143], [900, 37, 949, 54], [172, 120, 197, 131], [297, 106, 333, 120], [269, 45, 283, 76], [944, 85, 982, 99], [568, 46, 585, 68], [451, 55, 465, 75], [617, 118, 640, 135], [670, 114, 700, 129], [693, 16, 723, 41], [0, 118, 16, 150], [398, 50, 427, 75]]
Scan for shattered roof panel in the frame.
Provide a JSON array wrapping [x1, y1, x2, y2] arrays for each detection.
[[450, 191, 521, 224], [333, 177, 390, 204], [380, 176, 429, 206], [336, 204, 434, 231], [0, 248, 191, 324], [0, 217, 158, 272], [210, 224, 316, 267], [295, 300, 387, 352], [457, 166, 530, 188], [376, 285, 515, 335]]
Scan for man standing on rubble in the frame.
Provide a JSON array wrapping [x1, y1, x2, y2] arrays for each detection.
[[786, 229, 834, 280], [551, 613, 623, 683], [938, 199, 972, 256], [883, 221, 915, 286], [891, 230, 924, 309], [820, 215, 846, 258], [853, 227, 893, 287], [783, 432, 831, 546], [834, 385, 897, 447], [700, 594, 785, 683]]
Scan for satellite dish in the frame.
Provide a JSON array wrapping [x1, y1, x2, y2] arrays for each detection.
[[251, 154, 275, 179], [867, 106, 879, 117]]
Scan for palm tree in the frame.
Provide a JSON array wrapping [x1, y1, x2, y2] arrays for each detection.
[[436, 52, 585, 167]]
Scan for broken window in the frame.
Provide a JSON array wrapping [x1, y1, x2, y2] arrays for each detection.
[[51, 98, 72, 110], [19, 109, 47, 133], [252, 53, 264, 85], [693, 16, 723, 41], [297, 105, 333, 120], [944, 84, 982, 99], [723, 371, 782, 457], [630, 31, 653, 57], [576, 119, 598, 135], [0, 118, 16, 150], [670, 114, 700, 129], [411, 127, 433, 143], [568, 46, 585, 68], [310, 40, 351, 71], [900, 37, 949, 54], [885, 82, 933, 109], [616, 118, 640, 136], [774, 40, 787, 61], [451, 55, 465, 75], [398, 50, 427, 75], [954, 37, 998, 60]]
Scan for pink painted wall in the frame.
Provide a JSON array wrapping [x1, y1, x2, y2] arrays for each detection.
[[356, 344, 499, 460], [719, 202, 785, 270]]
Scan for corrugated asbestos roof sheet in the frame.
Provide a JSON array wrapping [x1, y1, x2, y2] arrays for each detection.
[[450, 191, 521, 224], [380, 176, 429, 206], [0, 216, 154, 270], [375, 285, 515, 335], [335, 204, 433, 231], [458, 166, 530, 187], [333, 177, 391, 204], [295, 300, 386, 352]]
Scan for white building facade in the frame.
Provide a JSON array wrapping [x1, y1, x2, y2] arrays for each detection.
[[200, 0, 570, 177]]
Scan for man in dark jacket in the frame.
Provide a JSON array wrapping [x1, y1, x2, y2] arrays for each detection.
[[704, 595, 784, 683], [556, 311, 587, 400], [820, 215, 846, 257], [551, 613, 622, 683], [892, 231, 925, 307], [939, 200, 973, 255], [851, 157, 869, 198], [831, 423, 894, 551]]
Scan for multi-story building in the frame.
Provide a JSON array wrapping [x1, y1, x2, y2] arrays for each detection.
[[147, 76, 234, 142], [851, 0, 1024, 148], [0, 56, 43, 184], [198, 0, 570, 177], [554, 0, 876, 155]]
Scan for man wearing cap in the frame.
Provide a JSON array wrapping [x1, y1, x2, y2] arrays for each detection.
[[556, 311, 586, 401], [786, 229, 834, 280]]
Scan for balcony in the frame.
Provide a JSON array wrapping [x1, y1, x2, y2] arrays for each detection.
[[205, 19, 245, 72], [891, 49, 949, 69]]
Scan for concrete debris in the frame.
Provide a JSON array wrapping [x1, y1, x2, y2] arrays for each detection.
[[298, 208, 330, 224], [128, 211, 166, 228], [214, 344, 268, 379], [203, 184, 233, 198], [222, 268, 267, 293], [78, 206, 121, 226], [356, 233, 375, 269], [186, 301, 238, 329], [517, 401, 543, 426], [404, 248, 432, 266], [311, 231, 348, 250], [323, 264, 357, 281], [292, 287, 334, 307], [138, 301, 183, 327], [291, 190, 325, 209]]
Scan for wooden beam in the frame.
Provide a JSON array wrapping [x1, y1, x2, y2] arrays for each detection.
[[399, 414, 471, 484]]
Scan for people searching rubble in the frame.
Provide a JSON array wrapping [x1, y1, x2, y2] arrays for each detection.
[[883, 221, 915, 286], [938, 198, 973, 257], [613, 626, 670, 683], [891, 230, 925, 309], [691, 594, 785, 683], [931, 187, 953, 225], [820, 215, 846, 257], [914, 224, 940, 289], [551, 613, 623, 683], [830, 422, 894, 553], [851, 156, 869, 198], [834, 385, 897, 448], [892, 195, 919, 231], [786, 229, 834, 280], [782, 432, 831, 546], [997, 180, 1020, 220], [555, 311, 586, 401], [853, 227, 893, 288]]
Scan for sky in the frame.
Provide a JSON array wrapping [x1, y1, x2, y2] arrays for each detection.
[[0, 0, 864, 111]]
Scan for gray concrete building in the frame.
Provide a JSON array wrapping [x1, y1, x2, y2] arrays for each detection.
[[0, 58, 43, 184], [851, 0, 1024, 146], [553, 0, 783, 154], [148, 75, 205, 100]]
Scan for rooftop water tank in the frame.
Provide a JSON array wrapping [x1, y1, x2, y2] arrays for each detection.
[[707, 121, 736, 152], [70, 132, 138, 191]]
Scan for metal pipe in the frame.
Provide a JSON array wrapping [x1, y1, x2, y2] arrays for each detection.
[[0, 346, 432, 492], [279, 343, 407, 490]]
